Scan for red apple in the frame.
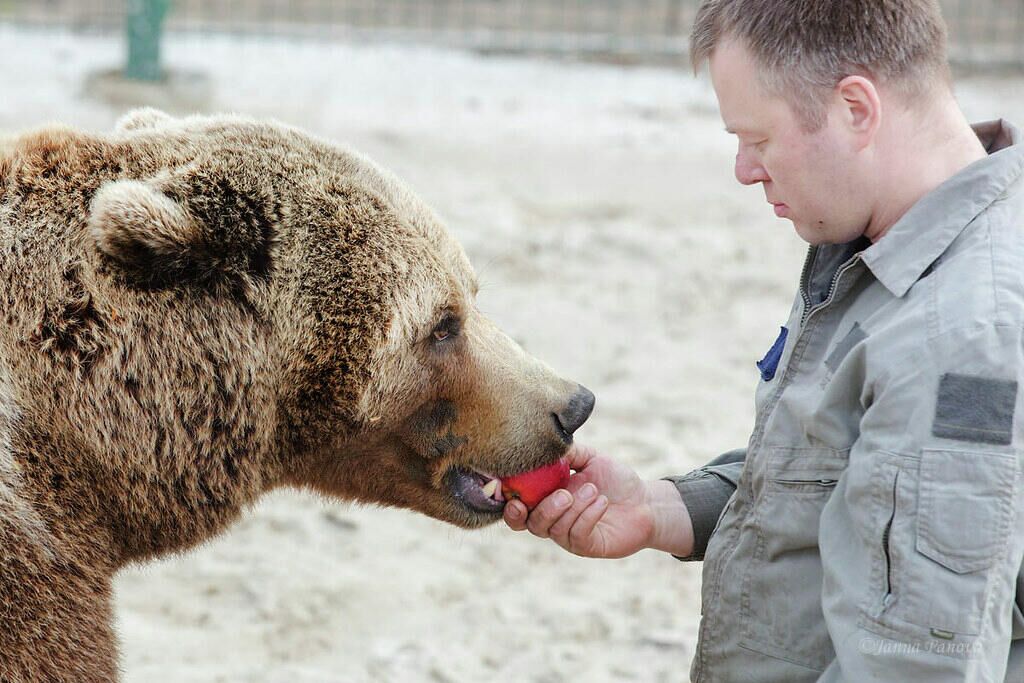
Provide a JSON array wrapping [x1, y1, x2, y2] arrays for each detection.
[[500, 458, 571, 510]]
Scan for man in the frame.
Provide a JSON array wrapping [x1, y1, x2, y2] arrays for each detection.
[[504, 1, 1024, 681]]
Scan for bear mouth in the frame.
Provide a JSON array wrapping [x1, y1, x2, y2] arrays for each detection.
[[444, 466, 505, 515]]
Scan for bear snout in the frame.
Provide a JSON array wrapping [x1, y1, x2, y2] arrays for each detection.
[[552, 384, 595, 444]]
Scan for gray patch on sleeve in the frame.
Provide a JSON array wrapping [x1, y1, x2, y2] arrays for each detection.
[[932, 373, 1017, 446], [824, 322, 868, 373]]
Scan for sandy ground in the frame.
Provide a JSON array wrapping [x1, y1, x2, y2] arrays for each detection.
[[2, 27, 1024, 683]]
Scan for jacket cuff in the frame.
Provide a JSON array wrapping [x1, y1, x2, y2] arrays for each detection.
[[662, 463, 742, 561]]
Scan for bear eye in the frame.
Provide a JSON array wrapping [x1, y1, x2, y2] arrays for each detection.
[[430, 315, 461, 345]]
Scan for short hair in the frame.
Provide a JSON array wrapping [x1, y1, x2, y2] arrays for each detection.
[[690, 0, 952, 130]]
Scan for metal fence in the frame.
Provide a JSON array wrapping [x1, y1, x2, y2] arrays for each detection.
[[0, 1, 1021, 67]]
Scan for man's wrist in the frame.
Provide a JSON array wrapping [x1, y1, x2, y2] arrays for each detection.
[[643, 479, 695, 557]]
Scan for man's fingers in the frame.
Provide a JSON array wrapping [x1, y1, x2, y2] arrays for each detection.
[[525, 489, 574, 539], [564, 443, 599, 472], [568, 495, 609, 554], [547, 482, 598, 542], [503, 500, 529, 531]]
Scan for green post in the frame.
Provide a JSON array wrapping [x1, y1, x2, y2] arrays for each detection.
[[125, 0, 172, 81]]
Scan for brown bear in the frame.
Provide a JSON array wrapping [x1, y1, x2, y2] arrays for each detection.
[[0, 108, 594, 682]]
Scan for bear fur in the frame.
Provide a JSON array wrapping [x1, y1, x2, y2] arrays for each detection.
[[0, 110, 593, 681]]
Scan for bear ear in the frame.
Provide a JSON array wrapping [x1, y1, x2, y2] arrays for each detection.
[[115, 108, 173, 132], [88, 170, 277, 289], [88, 179, 204, 286]]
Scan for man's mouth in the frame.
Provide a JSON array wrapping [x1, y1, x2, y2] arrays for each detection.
[[444, 466, 505, 515], [770, 201, 789, 218]]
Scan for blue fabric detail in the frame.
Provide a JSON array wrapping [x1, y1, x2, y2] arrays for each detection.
[[756, 326, 789, 382]]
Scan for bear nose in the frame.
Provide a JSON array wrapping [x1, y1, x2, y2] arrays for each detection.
[[554, 385, 596, 440]]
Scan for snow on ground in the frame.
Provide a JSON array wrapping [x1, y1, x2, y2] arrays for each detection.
[[2, 26, 1023, 683]]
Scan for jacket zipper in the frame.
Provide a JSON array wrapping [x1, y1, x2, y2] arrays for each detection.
[[881, 471, 899, 610], [800, 251, 863, 326], [773, 478, 838, 487], [697, 248, 863, 678], [797, 244, 817, 322], [746, 250, 864, 453]]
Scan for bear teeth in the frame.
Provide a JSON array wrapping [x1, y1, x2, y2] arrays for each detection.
[[481, 479, 499, 499]]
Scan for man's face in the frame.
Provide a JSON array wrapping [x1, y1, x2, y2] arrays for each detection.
[[709, 38, 873, 245]]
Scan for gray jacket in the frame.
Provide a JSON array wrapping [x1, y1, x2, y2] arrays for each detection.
[[667, 120, 1024, 682]]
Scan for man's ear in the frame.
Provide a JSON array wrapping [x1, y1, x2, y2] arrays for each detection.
[[88, 167, 278, 289], [836, 75, 882, 150]]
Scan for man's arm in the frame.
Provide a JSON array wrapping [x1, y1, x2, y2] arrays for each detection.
[[816, 323, 1024, 682], [504, 445, 743, 560], [662, 448, 746, 561]]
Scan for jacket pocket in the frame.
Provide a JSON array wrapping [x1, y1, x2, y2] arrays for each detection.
[[739, 446, 849, 672], [916, 448, 1017, 574], [866, 448, 1018, 639]]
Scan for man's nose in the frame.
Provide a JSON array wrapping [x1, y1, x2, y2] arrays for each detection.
[[735, 152, 769, 186]]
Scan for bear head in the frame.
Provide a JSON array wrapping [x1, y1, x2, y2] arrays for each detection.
[[68, 109, 593, 532]]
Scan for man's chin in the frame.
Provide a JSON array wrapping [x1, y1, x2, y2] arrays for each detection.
[[790, 220, 819, 245], [792, 221, 840, 246]]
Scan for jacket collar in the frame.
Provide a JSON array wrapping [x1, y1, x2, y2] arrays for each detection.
[[860, 119, 1024, 298]]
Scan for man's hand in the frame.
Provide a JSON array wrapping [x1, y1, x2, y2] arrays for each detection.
[[503, 444, 694, 559]]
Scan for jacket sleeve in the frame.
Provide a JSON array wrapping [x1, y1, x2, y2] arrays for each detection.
[[662, 448, 746, 561], [815, 323, 1024, 682]]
